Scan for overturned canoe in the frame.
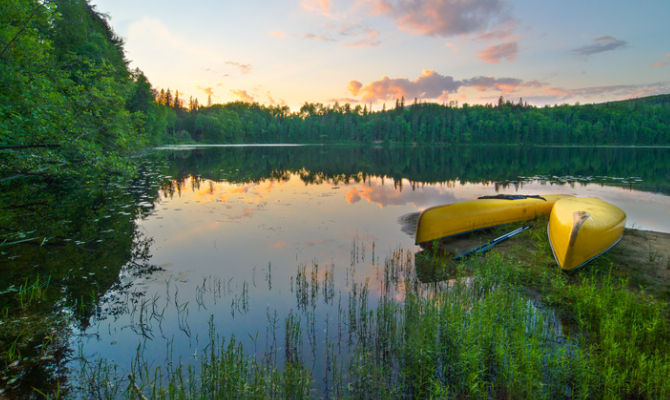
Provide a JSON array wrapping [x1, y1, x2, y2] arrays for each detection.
[[415, 194, 570, 245], [548, 197, 625, 271]]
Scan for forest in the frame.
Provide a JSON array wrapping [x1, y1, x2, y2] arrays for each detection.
[[0, 0, 173, 181], [2, 0, 670, 185], [161, 94, 670, 146]]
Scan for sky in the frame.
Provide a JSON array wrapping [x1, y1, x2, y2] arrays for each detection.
[[90, 0, 670, 110]]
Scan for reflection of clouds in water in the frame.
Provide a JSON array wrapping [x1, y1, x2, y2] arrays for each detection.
[[191, 179, 279, 204], [345, 180, 458, 209], [228, 207, 254, 220], [163, 221, 221, 245], [345, 188, 361, 203]]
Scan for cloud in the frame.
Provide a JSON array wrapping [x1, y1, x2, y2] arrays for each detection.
[[521, 81, 670, 105], [464, 76, 526, 92], [230, 89, 255, 103], [304, 24, 381, 47], [225, 61, 252, 74], [368, 0, 509, 37], [126, 17, 217, 62], [348, 70, 541, 102], [651, 54, 670, 67], [572, 36, 627, 56], [304, 32, 335, 41], [265, 91, 287, 106], [301, 0, 332, 16], [475, 19, 518, 41], [198, 86, 214, 96], [347, 80, 363, 95], [328, 97, 361, 104], [270, 30, 287, 39], [478, 41, 518, 63], [344, 29, 381, 47], [348, 70, 461, 102]]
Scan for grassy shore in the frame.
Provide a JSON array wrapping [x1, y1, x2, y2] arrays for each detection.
[[58, 218, 670, 400]]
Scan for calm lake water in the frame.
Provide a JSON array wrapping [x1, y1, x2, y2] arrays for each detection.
[[2, 144, 669, 396]]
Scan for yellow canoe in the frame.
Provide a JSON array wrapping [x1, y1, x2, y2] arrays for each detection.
[[415, 194, 571, 245], [548, 197, 625, 271]]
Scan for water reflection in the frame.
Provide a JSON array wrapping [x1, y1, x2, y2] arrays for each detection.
[[1, 144, 669, 396]]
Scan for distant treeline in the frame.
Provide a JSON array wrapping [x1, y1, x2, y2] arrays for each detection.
[[1, 0, 172, 179], [156, 145, 670, 195], [161, 94, 670, 146]]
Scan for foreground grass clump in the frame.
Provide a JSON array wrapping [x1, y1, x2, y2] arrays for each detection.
[[74, 248, 670, 400], [77, 322, 312, 400]]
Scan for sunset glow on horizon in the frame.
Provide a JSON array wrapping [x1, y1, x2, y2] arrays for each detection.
[[91, 0, 670, 110]]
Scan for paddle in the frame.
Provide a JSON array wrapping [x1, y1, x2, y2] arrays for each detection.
[[453, 225, 531, 260]]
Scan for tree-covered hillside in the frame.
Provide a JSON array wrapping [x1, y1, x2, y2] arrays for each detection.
[[0, 0, 172, 181], [162, 96, 670, 145]]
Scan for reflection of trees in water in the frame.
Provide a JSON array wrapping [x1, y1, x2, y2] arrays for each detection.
[[155, 145, 670, 194], [0, 163, 168, 397]]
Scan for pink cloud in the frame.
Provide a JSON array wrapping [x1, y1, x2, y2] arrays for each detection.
[[198, 86, 214, 96], [478, 41, 518, 63], [347, 80, 363, 95], [230, 89, 255, 103], [362, 0, 393, 15], [301, 0, 332, 15], [369, 0, 509, 37], [348, 70, 461, 102], [521, 82, 670, 105], [651, 54, 670, 67], [270, 30, 287, 39], [347, 71, 542, 103], [304, 32, 334, 42], [328, 97, 360, 104], [265, 91, 287, 106], [225, 61, 252, 74], [476, 19, 518, 41], [344, 29, 381, 47]]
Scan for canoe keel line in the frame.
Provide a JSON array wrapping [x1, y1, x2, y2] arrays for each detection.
[[547, 197, 625, 271]]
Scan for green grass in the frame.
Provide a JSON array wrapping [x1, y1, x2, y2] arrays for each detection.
[[5, 220, 670, 399], [69, 237, 670, 399]]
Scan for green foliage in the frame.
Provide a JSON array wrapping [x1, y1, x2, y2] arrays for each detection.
[[0, 0, 169, 180], [72, 250, 670, 399], [165, 96, 670, 145]]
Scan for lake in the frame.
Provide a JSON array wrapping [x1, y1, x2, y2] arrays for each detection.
[[1, 144, 669, 397]]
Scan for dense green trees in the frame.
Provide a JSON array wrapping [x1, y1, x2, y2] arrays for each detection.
[[166, 96, 670, 145], [0, 0, 170, 180], [2, 0, 668, 183]]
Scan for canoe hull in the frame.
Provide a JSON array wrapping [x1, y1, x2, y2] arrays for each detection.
[[548, 197, 625, 271], [415, 194, 570, 245]]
